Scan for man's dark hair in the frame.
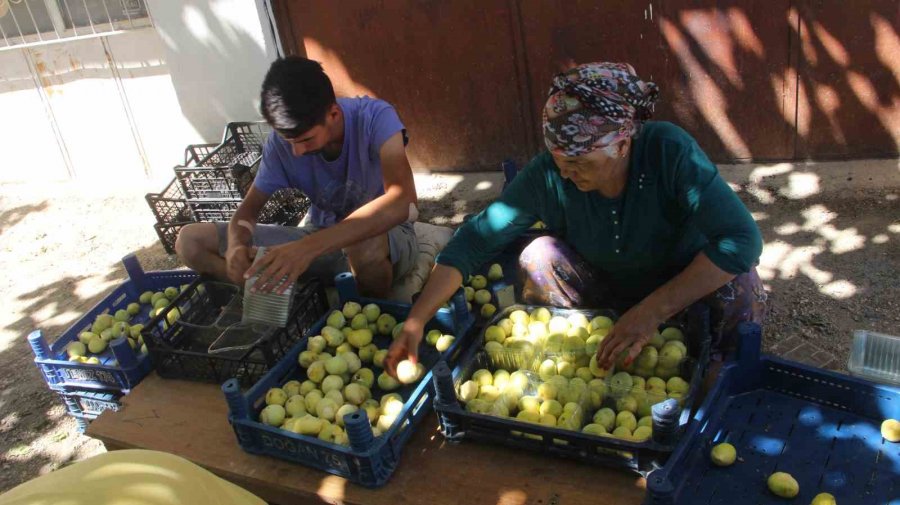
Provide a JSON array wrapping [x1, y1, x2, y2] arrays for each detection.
[[260, 57, 336, 138]]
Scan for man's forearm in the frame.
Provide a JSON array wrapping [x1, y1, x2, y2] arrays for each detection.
[[227, 207, 258, 250], [302, 189, 413, 256], [638, 252, 736, 322]]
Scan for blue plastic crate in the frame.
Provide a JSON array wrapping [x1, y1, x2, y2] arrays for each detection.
[[28, 254, 197, 391], [60, 404, 120, 433], [646, 323, 900, 505], [222, 272, 475, 488], [431, 303, 712, 474], [68, 411, 97, 434], [58, 388, 123, 417]]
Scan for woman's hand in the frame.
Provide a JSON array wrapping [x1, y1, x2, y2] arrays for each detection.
[[596, 303, 663, 368], [595, 253, 738, 368], [385, 319, 425, 379]]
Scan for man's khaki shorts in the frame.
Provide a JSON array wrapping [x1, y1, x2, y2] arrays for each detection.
[[215, 221, 418, 285]]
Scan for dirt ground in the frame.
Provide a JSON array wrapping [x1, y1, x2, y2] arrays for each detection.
[[0, 173, 898, 493]]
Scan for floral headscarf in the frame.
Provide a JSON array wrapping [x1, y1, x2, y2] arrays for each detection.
[[543, 62, 659, 157]]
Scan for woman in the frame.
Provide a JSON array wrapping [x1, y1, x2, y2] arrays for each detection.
[[385, 62, 766, 376]]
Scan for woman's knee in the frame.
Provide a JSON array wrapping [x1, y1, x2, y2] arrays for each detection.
[[519, 235, 571, 266], [707, 269, 768, 320], [705, 268, 768, 358]]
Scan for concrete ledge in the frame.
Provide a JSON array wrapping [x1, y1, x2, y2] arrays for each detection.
[[718, 158, 900, 199], [414, 158, 900, 202]]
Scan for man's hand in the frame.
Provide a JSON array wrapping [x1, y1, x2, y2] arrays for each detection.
[[244, 239, 317, 293], [385, 319, 424, 379], [596, 303, 663, 368], [224, 245, 253, 285]]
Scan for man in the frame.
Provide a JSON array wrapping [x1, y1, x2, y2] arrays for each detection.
[[176, 57, 419, 297]]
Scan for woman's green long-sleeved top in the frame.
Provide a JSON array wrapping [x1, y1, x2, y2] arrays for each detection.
[[435, 121, 763, 307]]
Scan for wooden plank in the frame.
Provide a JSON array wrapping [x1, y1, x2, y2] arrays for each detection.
[[88, 373, 646, 505]]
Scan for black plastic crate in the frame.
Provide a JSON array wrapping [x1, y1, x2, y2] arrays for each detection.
[[146, 178, 193, 225], [176, 162, 258, 200], [187, 188, 311, 226], [142, 277, 328, 387], [186, 199, 240, 222], [259, 188, 312, 226], [184, 143, 219, 166], [154, 221, 193, 255], [177, 122, 268, 201], [146, 184, 315, 254], [193, 122, 270, 168]]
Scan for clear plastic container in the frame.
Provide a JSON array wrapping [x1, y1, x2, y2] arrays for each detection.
[[848, 329, 900, 386]]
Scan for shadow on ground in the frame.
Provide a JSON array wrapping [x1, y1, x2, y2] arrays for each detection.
[[0, 172, 897, 493]]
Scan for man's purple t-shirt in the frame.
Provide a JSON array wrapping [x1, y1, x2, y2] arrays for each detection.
[[253, 96, 405, 227]]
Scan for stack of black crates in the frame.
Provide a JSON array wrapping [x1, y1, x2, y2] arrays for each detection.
[[146, 122, 311, 253]]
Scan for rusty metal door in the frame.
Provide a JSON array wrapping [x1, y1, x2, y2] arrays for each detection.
[[272, 0, 900, 169], [792, 0, 900, 160], [273, 0, 533, 171]]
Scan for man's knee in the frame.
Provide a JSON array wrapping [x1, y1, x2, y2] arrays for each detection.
[[344, 234, 390, 271], [175, 223, 219, 262]]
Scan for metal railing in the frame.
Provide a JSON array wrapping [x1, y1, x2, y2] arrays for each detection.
[[0, 0, 151, 49]]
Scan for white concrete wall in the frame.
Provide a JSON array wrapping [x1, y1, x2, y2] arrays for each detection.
[[29, 37, 150, 181], [144, 0, 279, 142], [105, 29, 207, 180], [0, 0, 277, 183], [0, 28, 203, 183], [0, 49, 69, 182]]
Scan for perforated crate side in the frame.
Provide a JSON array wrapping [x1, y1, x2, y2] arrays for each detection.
[[146, 178, 193, 225], [186, 199, 241, 222], [142, 278, 329, 387], [645, 323, 900, 505], [431, 303, 712, 474], [175, 164, 257, 200], [57, 389, 123, 417], [221, 272, 475, 487], [259, 189, 311, 226], [29, 255, 198, 391], [193, 122, 270, 168], [184, 143, 219, 166]]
